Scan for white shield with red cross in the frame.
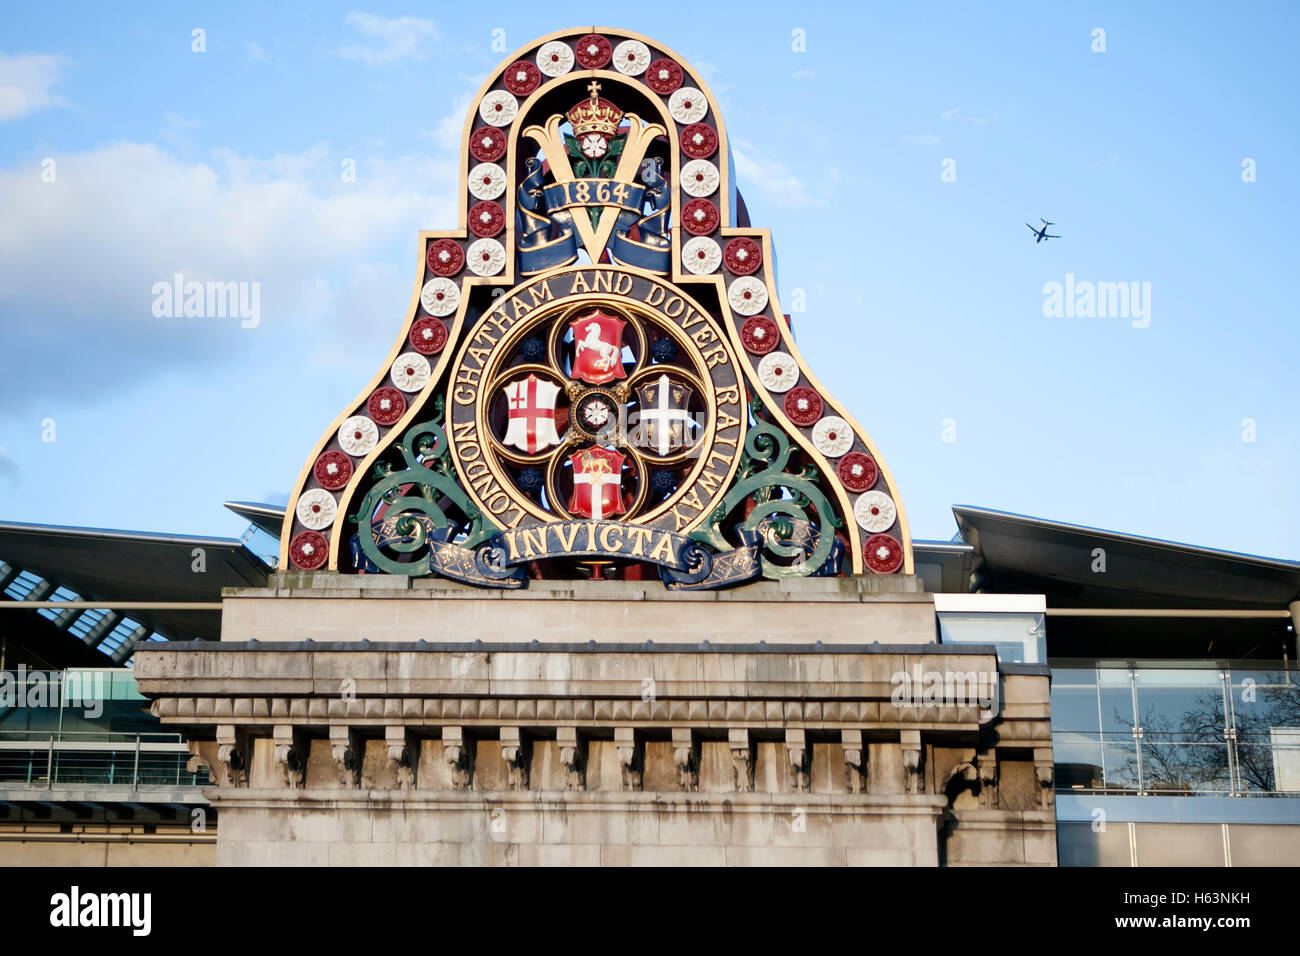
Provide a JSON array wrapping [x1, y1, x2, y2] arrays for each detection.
[[569, 310, 627, 385], [568, 446, 626, 520], [502, 374, 561, 454]]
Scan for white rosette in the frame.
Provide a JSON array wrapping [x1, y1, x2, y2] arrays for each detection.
[[727, 277, 768, 316], [536, 40, 575, 76], [681, 236, 722, 275], [339, 416, 379, 456], [757, 352, 799, 393], [296, 488, 338, 531], [680, 159, 719, 198], [669, 87, 708, 123], [854, 490, 897, 533], [466, 237, 506, 276], [420, 277, 460, 317], [812, 416, 853, 457], [391, 352, 432, 393], [467, 163, 506, 200], [479, 90, 518, 127], [613, 39, 651, 75]]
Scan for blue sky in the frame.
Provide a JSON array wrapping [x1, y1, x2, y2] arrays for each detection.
[[1, 2, 1297, 562]]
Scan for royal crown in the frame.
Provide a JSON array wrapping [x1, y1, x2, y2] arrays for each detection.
[[567, 82, 624, 137]]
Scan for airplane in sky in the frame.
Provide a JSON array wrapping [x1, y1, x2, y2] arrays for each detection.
[[1026, 218, 1060, 243]]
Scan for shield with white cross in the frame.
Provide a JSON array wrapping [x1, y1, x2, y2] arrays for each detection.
[[635, 374, 695, 457], [567, 446, 626, 520]]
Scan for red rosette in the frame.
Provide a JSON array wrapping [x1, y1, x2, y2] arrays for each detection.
[[290, 530, 329, 570], [740, 316, 779, 355], [680, 123, 718, 159], [838, 452, 878, 492], [313, 451, 354, 491], [468, 126, 507, 163], [503, 60, 541, 96], [367, 386, 407, 426], [784, 386, 823, 426], [573, 34, 612, 69], [864, 533, 903, 574], [723, 237, 763, 275], [645, 58, 684, 94], [681, 198, 719, 236], [468, 200, 505, 238], [409, 316, 448, 355], [426, 239, 464, 277]]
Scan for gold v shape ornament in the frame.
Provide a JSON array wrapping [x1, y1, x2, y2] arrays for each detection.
[[523, 111, 666, 263]]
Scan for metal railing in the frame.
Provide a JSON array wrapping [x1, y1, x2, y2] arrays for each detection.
[[0, 731, 206, 790]]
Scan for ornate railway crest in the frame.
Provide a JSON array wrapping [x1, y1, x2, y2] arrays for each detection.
[[280, 27, 912, 588]]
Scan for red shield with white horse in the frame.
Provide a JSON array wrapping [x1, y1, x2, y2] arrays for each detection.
[[569, 310, 626, 384]]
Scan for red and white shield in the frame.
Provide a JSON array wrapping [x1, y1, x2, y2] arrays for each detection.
[[569, 310, 626, 384], [502, 374, 561, 454], [568, 446, 626, 520]]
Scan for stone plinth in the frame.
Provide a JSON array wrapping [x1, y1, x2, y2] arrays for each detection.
[[135, 604, 1057, 866], [217, 573, 937, 646]]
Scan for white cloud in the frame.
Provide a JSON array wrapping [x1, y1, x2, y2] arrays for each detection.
[[901, 133, 941, 146], [244, 41, 268, 62], [0, 128, 461, 409], [338, 12, 437, 67], [731, 139, 828, 209], [0, 52, 66, 123], [941, 107, 990, 126]]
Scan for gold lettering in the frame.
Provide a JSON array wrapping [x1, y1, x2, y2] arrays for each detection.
[[614, 273, 634, 295], [626, 526, 653, 557], [485, 311, 514, 337], [552, 522, 581, 552], [592, 270, 612, 293], [452, 420, 477, 443], [702, 344, 728, 367], [648, 532, 676, 564], [502, 507, 525, 529], [487, 492, 511, 514], [456, 367, 482, 386], [457, 442, 481, 463], [680, 307, 705, 329], [716, 386, 741, 405], [583, 522, 598, 550], [504, 531, 522, 562], [690, 327, 717, 348], [645, 285, 666, 308], [663, 296, 685, 318], [454, 386, 476, 406], [714, 409, 741, 433], [522, 527, 547, 559], [467, 346, 492, 367], [510, 295, 531, 319], [529, 279, 554, 306], [570, 271, 591, 295], [698, 469, 727, 498], [599, 523, 624, 552], [670, 505, 696, 531]]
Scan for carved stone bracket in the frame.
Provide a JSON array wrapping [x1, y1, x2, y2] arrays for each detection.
[[185, 740, 214, 785], [728, 728, 755, 793], [786, 728, 810, 793], [672, 727, 698, 792], [841, 729, 867, 794], [273, 724, 307, 789], [384, 726, 416, 790], [977, 749, 999, 809], [557, 726, 586, 791], [615, 727, 643, 791], [1034, 747, 1054, 809], [214, 724, 249, 788], [900, 729, 923, 794], [329, 726, 361, 788], [500, 726, 530, 791], [443, 726, 472, 790]]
